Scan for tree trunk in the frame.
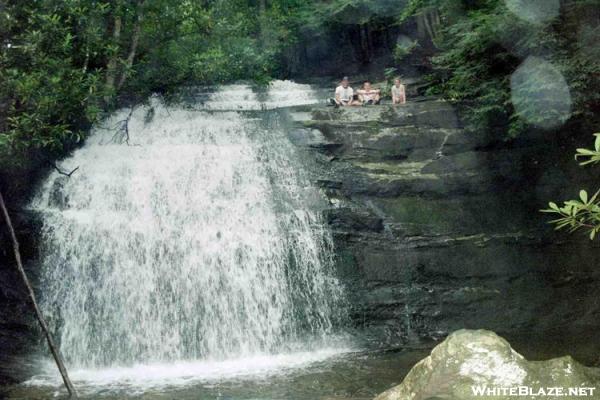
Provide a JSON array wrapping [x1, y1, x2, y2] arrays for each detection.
[[117, 10, 143, 91], [418, 8, 440, 44], [0, 192, 77, 398], [433, 9, 441, 32], [385, 27, 392, 51], [421, 12, 435, 41], [258, 0, 268, 47], [82, 45, 89, 73], [104, 15, 122, 104], [259, 0, 266, 15], [416, 13, 426, 39], [359, 24, 369, 64], [366, 25, 374, 62], [430, 9, 440, 41]]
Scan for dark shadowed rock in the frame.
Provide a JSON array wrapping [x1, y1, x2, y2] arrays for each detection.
[[48, 176, 69, 210], [286, 99, 600, 357], [0, 210, 41, 385], [325, 208, 384, 233]]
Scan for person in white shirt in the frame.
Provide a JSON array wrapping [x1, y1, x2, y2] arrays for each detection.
[[357, 81, 381, 105], [330, 76, 360, 107], [391, 78, 406, 105]]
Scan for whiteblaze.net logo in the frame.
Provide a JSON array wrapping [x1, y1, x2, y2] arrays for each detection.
[[471, 385, 597, 397]]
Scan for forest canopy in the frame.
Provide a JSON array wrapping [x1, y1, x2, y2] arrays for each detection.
[[0, 0, 598, 190], [0, 0, 304, 172], [401, 0, 599, 136]]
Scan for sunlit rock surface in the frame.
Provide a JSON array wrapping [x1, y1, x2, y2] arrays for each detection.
[[374, 329, 600, 400]]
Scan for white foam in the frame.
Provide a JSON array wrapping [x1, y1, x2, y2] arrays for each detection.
[[25, 348, 350, 394], [201, 80, 320, 110], [30, 100, 346, 369]]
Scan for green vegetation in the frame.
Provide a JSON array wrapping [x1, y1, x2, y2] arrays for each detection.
[[1, 0, 598, 196], [393, 38, 418, 62], [543, 134, 600, 240], [396, 0, 599, 240], [399, 0, 600, 136], [0, 0, 409, 181], [0, 0, 302, 176]]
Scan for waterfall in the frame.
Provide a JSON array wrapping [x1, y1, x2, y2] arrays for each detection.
[[198, 81, 320, 111], [30, 82, 346, 374]]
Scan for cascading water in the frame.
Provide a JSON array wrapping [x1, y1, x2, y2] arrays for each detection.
[[29, 81, 347, 388], [199, 80, 319, 111]]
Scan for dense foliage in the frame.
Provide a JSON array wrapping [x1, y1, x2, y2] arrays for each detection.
[[399, 0, 600, 136], [0, 0, 411, 180], [1, 0, 598, 193], [1, 1, 103, 169], [0, 0, 301, 174]]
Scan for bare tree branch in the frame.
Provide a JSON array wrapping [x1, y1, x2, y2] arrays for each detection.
[[52, 164, 80, 177], [0, 192, 78, 398], [108, 106, 142, 146]]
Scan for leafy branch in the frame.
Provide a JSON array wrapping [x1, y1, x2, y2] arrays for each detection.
[[575, 133, 600, 166], [542, 133, 600, 240]]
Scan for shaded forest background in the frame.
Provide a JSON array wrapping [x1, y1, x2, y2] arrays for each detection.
[[0, 0, 599, 200]]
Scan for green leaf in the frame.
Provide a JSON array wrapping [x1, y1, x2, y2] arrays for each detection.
[[580, 190, 588, 203], [590, 189, 600, 203]]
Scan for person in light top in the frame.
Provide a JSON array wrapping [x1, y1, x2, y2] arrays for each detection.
[[391, 78, 406, 105], [330, 76, 360, 107], [357, 81, 381, 105]]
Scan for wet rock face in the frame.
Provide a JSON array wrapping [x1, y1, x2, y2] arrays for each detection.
[[287, 100, 600, 353], [374, 329, 600, 400], [0, 210, 41, 385]]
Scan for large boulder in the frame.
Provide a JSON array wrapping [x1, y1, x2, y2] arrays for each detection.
[[375, 330, 600, 400]]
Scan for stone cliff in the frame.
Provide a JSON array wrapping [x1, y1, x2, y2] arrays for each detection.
[[285, 99, 600, 356]]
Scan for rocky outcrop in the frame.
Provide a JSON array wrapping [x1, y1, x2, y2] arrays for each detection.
[[285, 99, 600, 355], [375, 329, 600, 400]]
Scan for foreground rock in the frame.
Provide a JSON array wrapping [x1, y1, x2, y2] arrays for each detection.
[[375, 329, 600, 400]]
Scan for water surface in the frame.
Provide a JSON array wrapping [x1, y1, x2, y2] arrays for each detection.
[[4, 347, 431, 399]]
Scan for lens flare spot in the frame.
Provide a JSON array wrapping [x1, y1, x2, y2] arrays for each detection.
[[396, 35, 417, 51], [505, 0, 559, 25], [510, 56, 572, 129]]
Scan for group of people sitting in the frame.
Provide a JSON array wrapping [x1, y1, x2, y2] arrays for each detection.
[[328, 76, 406, 107]]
